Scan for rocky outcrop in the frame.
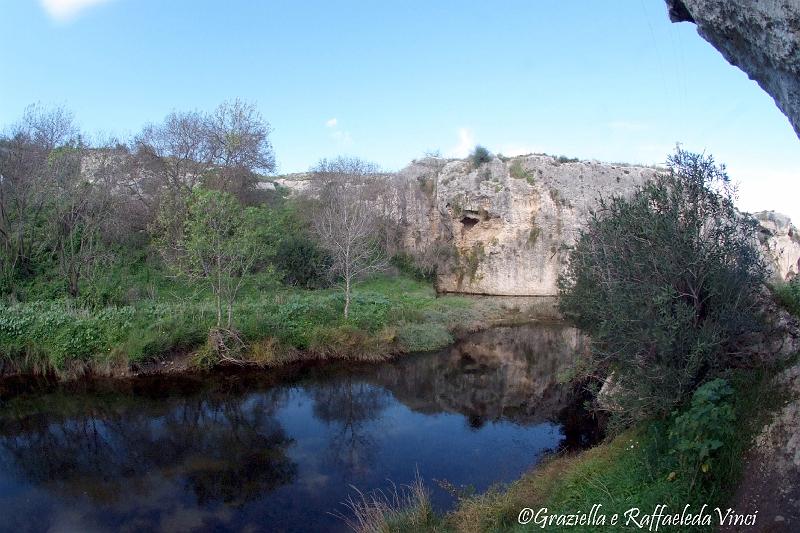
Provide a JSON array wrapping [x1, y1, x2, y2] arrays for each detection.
[[756, 210, 800, 281], [666, 0, 800, 138], [395, 155, 659, 295], [269, 154, 798, 297]]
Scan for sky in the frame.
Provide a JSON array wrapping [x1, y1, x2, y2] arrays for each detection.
[[2, 0, 798, 220]]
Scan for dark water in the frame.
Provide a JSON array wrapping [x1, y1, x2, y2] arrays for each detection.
[[0, 323, 597, 533]]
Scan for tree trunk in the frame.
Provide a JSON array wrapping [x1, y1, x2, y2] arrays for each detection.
[[68, 268, 79, 298], [344, 276, 351, 319]]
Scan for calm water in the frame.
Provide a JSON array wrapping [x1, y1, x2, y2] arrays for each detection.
[[0, 323, 596, 533]]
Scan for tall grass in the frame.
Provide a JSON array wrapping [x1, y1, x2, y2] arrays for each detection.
[[336, 474, 439, 533]]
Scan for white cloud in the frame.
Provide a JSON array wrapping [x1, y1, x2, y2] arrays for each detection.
[[40, 0, 113, 22], [446, 128, 475, 158], [324, 118, 352, 145]]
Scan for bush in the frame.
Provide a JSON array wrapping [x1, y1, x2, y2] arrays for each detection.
[[509, 159, 535, 184], [469, 145, 492, 166], [774, 278, 800, 317], [391, 252, 436, 281], [668, 378, 735, 483], [559, 149, 768, 425], [274, 236, 331, 288]]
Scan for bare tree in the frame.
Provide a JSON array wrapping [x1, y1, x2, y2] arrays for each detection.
[[310, 157, 387, 318], [133, 110, 211, 210], [0, 104, 77, 288], [134, 100, 275, 218]]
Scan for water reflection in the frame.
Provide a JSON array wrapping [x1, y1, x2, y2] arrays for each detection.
[[0, 323, 593, 532]]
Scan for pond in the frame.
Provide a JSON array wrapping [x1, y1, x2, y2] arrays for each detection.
[[0, 323, 598, 532]]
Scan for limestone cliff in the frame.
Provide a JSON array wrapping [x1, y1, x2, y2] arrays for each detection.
[[756, 210, 800, 281], [666, 0, 800, 138], [273, 155, 799, 296], [395, 155, 658, 296]]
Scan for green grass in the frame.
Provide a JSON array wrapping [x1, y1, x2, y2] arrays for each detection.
[[0, 270, 497, 377]]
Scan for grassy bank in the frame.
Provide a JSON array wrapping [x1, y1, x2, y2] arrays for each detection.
[[368, 282, 800, 533], [0, 273, 531, 378], [365, 364, 786, 533]]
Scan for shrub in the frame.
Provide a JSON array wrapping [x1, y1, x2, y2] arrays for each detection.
[[274, 236, 331, 288], [774, 278, 800, 317], [509, 159, 535, 184], [668, 378, 735, 484], [469, 145, 492, 166], [559, 149, 768, 425], [391, 252, 436, 282], [555, 155, 579, 164]]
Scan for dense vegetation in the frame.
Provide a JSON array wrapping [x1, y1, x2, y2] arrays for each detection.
[[0, 103, 489, 377], [559, 149, 768, 426]]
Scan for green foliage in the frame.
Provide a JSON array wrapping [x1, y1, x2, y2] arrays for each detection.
[[0, 300, 135, 370], [555, 155, 579, 164], [391, 252, 436, 282], [509, 159, 535, 185], [155, 188, 264, 327], [774, 278, 800, 317], [397, 322, 453, 352], [275, 236, 331, 288], [559, 149, 768, 425], [470, 145, 492, 166], [668, 378, 735, 479]]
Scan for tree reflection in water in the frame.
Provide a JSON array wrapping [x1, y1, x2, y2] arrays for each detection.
[[311, 378, 389, 476], [0, 387, 297, 509]]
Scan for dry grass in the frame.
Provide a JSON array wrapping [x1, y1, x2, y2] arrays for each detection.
[[335, 474, 439, 533]]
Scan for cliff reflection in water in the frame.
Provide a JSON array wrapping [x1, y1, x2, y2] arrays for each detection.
[[0, 323, 593, 533]]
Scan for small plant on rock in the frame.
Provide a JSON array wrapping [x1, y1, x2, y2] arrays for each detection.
[[470, 145, 492, 166]]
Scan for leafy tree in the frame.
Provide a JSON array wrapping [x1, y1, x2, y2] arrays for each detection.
[[156, 188, 263, 328], [559, 149, 768, 425]]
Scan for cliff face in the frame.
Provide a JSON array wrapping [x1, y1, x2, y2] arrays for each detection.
[[270, 155, 798, 296], [666, 0, 800, 138], [395, 155, 658, 296], [756, 210, 800, 281], [392, 155, 800, 295]]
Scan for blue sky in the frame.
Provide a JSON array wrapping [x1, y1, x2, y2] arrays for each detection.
[[2, 0, 798, 220]]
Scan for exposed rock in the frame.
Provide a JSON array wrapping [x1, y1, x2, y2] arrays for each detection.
[[755, 210, 800, 281], [270, 154, 797, 297], [666, 0, 800, 138], [396, 155, 659, 296]]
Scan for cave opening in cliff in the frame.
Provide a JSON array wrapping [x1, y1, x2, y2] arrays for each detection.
[[461, 216, 479, 232]]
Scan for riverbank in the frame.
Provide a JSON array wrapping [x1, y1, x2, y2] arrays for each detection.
[[0, 274, 559, 382], [374, 361, 791, 533], [364, 287, 800, 533]]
